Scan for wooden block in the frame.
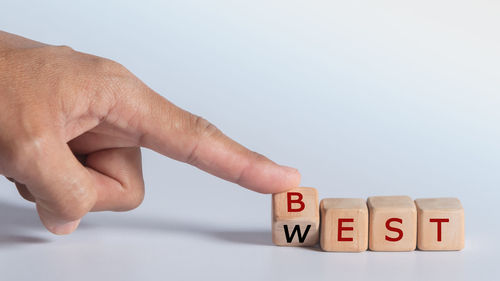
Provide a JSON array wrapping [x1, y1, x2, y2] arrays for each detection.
[[272, 187, 319, 246], [368, 196, 417, 251], [320, 198, 368, 252], [415, 198, 464, 251]]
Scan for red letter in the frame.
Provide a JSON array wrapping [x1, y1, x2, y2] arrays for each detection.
[[287, 192, 305, 212], [338, 218, 354, 241], [429, 218, 449, 242], [385, 218, 403, 242]]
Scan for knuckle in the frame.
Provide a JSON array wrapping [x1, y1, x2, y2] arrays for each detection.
[[121, 183, 145, 211], [41, 45, 75, 55], [127, 193, 145, 211], [185, 115, 221, 165], [54, 45, 74, 53], [126, 181, 145, 211], [95, 57, 129, 76], [250, 150, 268, 162], [91, 58, 131, 108], [193, 115, 220, 138]]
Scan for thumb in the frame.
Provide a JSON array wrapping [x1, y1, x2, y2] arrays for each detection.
[[14, 137, 97, 235]]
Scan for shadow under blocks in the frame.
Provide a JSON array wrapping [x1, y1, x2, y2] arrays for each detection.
[[271, 187, 464, 252]]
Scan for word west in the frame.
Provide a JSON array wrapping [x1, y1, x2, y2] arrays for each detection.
[[272, 187, 464, 252]]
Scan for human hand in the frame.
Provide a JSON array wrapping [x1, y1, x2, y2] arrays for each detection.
[[0, 31, 300, 235]]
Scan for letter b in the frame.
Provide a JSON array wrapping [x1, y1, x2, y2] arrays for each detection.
[[287, 192, 305, 212]]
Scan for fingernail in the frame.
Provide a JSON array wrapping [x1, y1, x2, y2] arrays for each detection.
[[281, 165, 299, 175], [281, 165, 301, 183], [48, 219, 81, 235]]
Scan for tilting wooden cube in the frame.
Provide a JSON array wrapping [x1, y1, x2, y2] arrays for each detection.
[[368, 196, 417, 251], [415, 198, 464, 251], [272, 187, 319, 246], [320, 198, 368, 252]]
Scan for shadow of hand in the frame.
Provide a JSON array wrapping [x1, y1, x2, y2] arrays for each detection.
[[0, 201, 50, 247], [0, 199, 273, 247]]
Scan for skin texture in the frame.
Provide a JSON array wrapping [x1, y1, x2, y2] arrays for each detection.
[[0, 30, 301, 235]]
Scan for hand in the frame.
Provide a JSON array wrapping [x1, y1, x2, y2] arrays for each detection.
[[0, 31, 300, 235]]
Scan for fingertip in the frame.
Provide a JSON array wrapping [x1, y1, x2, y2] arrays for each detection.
[[44, 219, 81, 235], [282, 165, 301, 188], [281, 165, 301, 181], [244, 164, 301, 194], [36, 204, 82, 235], [268, 165, 301, 194]]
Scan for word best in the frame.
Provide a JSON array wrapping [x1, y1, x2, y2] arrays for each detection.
[[272, 187, 465, 252]]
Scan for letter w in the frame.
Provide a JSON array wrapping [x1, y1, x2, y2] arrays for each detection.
[[283, 225, 311, 243]]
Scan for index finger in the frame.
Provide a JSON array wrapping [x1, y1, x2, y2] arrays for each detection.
[[114, 81, 300, 194]]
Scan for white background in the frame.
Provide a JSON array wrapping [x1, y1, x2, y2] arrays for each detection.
[[1, 1, 499, 280]]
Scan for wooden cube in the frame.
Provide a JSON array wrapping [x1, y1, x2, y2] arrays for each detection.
[[320, 198, 368, 252], [272, 187, 319, 246], [415, 198, 464, 251], [368, 196, 417, 251]]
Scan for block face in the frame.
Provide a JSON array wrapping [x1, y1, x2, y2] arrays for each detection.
[[273, 220, 320, 246], [415, 198, 464, 251], [368, 196, 417, 251], [272, 187, 319, 246], [273, 187, 318, 219], [320, 198, 368, 252]]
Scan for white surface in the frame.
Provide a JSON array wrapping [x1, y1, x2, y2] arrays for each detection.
[[1, 1, 499, 280]]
